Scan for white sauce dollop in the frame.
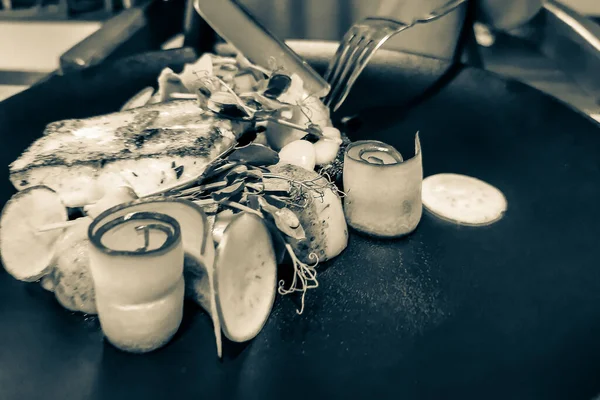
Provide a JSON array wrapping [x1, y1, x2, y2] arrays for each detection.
[[421, 173, 507, 226]]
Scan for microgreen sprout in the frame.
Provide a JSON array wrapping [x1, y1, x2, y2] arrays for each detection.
[[278, 244, 319, 315]]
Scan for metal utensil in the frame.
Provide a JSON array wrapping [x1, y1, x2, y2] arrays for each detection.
[[508, 0, 600, 102], [324, 0, 468, 112], [193, 0, 330, 99]]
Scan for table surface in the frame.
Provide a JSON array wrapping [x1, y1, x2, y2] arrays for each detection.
[[2, 45, 600, 400]]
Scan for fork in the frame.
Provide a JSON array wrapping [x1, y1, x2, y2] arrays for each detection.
[[323, 0, 468, 112]]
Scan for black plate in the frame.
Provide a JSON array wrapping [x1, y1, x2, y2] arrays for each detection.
[[1, 46, 600, 400]]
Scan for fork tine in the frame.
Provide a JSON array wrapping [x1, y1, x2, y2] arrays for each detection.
[[324, 0, 466, 111], [328, 39, 376, 111], [331, 33, 397, 112], [324, 27, 365, 103], [325, 35, 370, 108], [325, 41, 365, 108], [325, 24, 363, 81], [324, 30, 355, 82]]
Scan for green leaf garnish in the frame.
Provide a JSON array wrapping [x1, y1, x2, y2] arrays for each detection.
[[211, 181, 245, 202], [228, 144, 279, 166], [247, 194, 261, 211], [199, 180, 228, 193], [244, 182, 264, 193], [224, 165, 249, 182], [244, 169, 263, 180], [262, 194, 287, 209]]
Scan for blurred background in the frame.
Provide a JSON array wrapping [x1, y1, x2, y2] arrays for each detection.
[[0, 0, 598, 121]]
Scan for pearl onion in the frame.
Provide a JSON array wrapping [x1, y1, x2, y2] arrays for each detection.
[[278, 140, 316, 171], [322, 126, 341, 140], [314, 127, 343, 166]]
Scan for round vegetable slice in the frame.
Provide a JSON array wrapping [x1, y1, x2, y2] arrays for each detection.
[[0, 186, 67, 281], [422, 173, 508, 226], [214, 213, 277, 343]]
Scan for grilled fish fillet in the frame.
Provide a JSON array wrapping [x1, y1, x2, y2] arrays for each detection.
[[10, 100, 246, 207]]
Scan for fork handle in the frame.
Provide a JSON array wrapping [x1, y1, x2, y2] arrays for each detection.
[[426, 0, 469, 19], [375, 0, 466, 23], [375, 0, 427, 21], [375, 0, 404, 17]]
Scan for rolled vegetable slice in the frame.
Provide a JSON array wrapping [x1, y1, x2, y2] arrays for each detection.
[[88, 210, 185, 353], [0, 186, 67, 281], [343, 133, 423, 238], [90, 198, 222, 357]]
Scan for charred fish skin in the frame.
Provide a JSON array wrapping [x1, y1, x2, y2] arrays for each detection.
[[9, 101, 247, 206], [11, 101, 238, 171]]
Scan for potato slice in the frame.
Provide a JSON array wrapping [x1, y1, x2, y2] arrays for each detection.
[[421, 173, 508, 226], [214, 213, 277, 343], [0, 186, 67, 281]]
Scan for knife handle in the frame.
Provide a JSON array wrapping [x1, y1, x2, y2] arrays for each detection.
[[59, 0, 185, 74]]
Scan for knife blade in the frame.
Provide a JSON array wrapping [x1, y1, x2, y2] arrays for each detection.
[[193, 0, 330, 98]]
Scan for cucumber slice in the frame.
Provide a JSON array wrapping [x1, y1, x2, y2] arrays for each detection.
[[91, 198, 221, 356], [0, 186, 67, 282], [214, 213, 277, 343]]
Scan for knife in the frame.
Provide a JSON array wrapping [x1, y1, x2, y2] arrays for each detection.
[[193, 0, 330, 98]]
